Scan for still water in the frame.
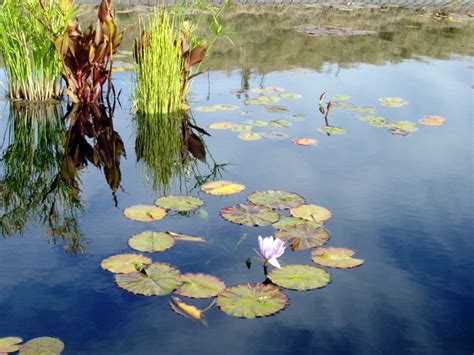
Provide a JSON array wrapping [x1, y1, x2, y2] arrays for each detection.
[[0, 6, 473, 354]]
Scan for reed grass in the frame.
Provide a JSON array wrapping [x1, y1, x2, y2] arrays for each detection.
[[0, 0, 75, 101]]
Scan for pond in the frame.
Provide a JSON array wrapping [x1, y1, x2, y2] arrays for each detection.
[[0, 5, 473, 354]]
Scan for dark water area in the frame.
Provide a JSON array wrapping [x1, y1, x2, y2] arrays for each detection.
[[0, 6, 473, 354]]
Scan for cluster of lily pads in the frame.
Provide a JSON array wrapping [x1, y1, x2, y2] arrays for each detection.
[[100, 179, 363, 320], [0, 336, 64, 355]]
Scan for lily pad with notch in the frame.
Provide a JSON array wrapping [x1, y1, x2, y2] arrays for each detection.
[[123, 205, 167, 222], [101, 254, 152, 274], [128, 231, 175, 253], [175, 273, 226, 298], [220, 203, 279, 227], [0, 337, 23, 353], [238, 132, 262, 141], [155, 195, 203, 212], [19, 337, 64, 355], [247, 190, 305, 210], [201, 180, 246, 195], [311, 247, 364, 268], [268, 264, 330, 291], [272, 216, 322, 230], [275, 224, 330, 250], [290, 204, 332, 223], [268, 119, 291, 128]]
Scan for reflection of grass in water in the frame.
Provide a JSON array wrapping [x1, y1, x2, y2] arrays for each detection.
[[0, 102, 83, 252]]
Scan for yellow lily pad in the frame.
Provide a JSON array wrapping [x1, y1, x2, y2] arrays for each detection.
[[208, 122, 236, 129], [101, 254, 152, 274], [0, 337, 23, 353], [238, 132, 262, 141], [19, 337, 64, 355], [290, 204, 332, 223], [318, 126, 347, 135], [245, 95, 280, 105], [123, 205, 167, 222], [419, 115, 444, 126], [201, 180, 246, 195], [244, 119, 269, 127], [213, 104, 239, 111], [232, 124, 253, 133], [379, 97, 408, 107], [247, 190, 305, 210], [311, 247, 364, 268], [352, 106, 378, 113]]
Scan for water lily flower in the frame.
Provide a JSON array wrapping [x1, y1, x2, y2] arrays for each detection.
[[257, 236, 286, 268]]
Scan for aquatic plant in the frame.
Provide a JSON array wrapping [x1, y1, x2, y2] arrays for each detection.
[[0, 0, 75, 101], [257, 235, 286, 269]]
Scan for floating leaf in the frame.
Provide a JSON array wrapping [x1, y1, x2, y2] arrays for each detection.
[[115, 262, 181, 296], [213, 104, 239, 111], [265, 105, 289, 113], [0, 337, 22, 353], [217, 283, 288, 319], [352, 106, 377, 113], [275, 224, 330, 250], [101, 254, 152, 274], [385, 121, 418, 132], [268, 119, 291, 128], [331, 101, 355, 109], [128, 231, 175, 253], [208, 122, 235, 129], [272, 217, 322, 230], [251, 87, 285, 94], [19, 337, 64, 355], [238, 132, 262, 141], [290, 204, 332, 223], [170, 296, 206, 323], [194, 105, 218, 112], [268, 264, 330, 291], [311, 247, 364, 268], [220, 203, 279, 226], [317, 126, 347, 135], [419, 115, 444, 126], [360, 115, 386, 127], [261, 131, 289, 140], [175, 273, 226, 298], [292, 138, 317, 146], [291, 113, 305, 119], [331, 94, 351, 100], [280, 92, 302, 99], [247, 190, 305, 210], [245, 96, 280, 105], [155, 195, 203, 212], [244, 119, 269, 127], [123, 205, 166, 222], [379, 97, 408, 107], [201, 180, 245, 195], [166, 231, 206, 243], [232, 124, 253, 133]]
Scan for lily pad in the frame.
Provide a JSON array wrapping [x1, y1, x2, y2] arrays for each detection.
[[128, 231, 175, 253], [272, 217, 322, 230], [123, 205, 167, 222], [292, 138, 317, 146], [220, 203, 279, 227], [19, 337, 64, 355], [0, 337, 23, 353], [261, 131, 289, 140], [247, 190, 305, 210], [331, 101, 355, 109], [265, 105, 289, 113], [101, 254, 152, 274], [115, 262, 181, 296], [175, 273, 226, 298], [352, 106, 378, 113], [331, 94, 351, 100], [166, 231, 206, 243], [275, 224, 330, 250], [290, 204, 332, 223], [232, 124, 253, 133], [200, 180, 246, 195], [268, 119, 291, 128], [244, 119, 269, 127], [317, 126, 347, 135], [217, 283, 288, 319], [208, 122, 236, 129], [379, 97, 408, 107], [155, 195, 203, 212], [419, 115, 444, 126], [251, 87, 285, 94], [213, 104, 239, 111], [245, 96, 280, 105], [360, 115, 386, 127], [194, 105, 218, 112], [267, 264, 330, 291], [238, 132, 262, 141], [385, 121, 418, 132], [311, 247, 364, 268], [280, 92, 302, 99]]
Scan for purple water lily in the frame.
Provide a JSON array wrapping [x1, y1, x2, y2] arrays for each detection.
[[257, 235, 286, 268]]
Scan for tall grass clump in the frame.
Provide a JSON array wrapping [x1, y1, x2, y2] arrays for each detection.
[[0, 0, 76, 101]]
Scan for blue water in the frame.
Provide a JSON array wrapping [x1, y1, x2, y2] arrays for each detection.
[[0, 57, 473, 354]]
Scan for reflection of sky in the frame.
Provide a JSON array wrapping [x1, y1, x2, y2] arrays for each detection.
[[0, 58, 473, 354]]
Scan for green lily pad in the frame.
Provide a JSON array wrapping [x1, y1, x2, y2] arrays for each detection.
[[128, 231, 175, 253], [217, 283, 288, 319], [261, 131, 289, 140], [265, 105, 289, 113], [0, 337, 23, 353], [115, 262, 182, 296], [379, 97, 408, 107], [19, 337, 64, 355], [232, 124, 253, 133], [360, 115, 386, 127], [155, 195, 203, 212], [419, 115, 444, 126], [267, 264, 330, 291], [175, 273, 226, 298], [311, 247, 364, 268], [331, 94, 351, 100], [272, 217, 322, 230], [123, 205, 167, 222], [247, 190, 305, 210], [194, 105, 218, 112], [275, 224, 330, 250], [331, 101, 355, 109], [352, 106, 378, 113], [200, 180, 246, 195], [245, 96, 280, 105], [385, 121, 418, 132], [290, 204, 332, 223], [317, 126, 347, 135], [220, 203, 279, 226], [280, 92, 302, 99], [101, 254, 152, 274], [251, 87, 285, 94], [208, 122, 236, 129], [244, 119, 269, 127], [213, 104, 239, 111], [238, 132, 262, 141], [268, 119, 291, 128]]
